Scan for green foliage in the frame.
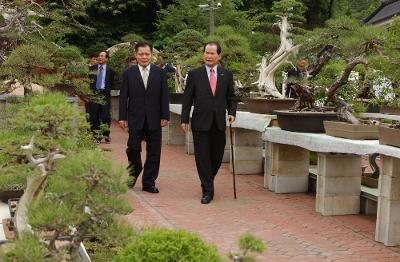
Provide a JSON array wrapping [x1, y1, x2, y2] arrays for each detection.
[[121, 33, 146, 43], [87, 0, 143, 16], [229, 233, 266, 262], [1, 233, 62, 262], [28, 150, 131, 257], [0, 164, 40, 191], [0, 44, 93, 98], [0, 93, 94, 190], [115, 227, 223, 262], [163, 29, 205, 65], [205, 25, 257, 83], [108, 47, 132, 85], [84, 221, 135, 261], [155, 0, 254, 48], [0, 44, 53, 87], [271, 0, 307, 20]]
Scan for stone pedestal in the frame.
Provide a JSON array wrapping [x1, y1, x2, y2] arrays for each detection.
[[376, 155, 400, 246], [316, 153, 361, 216], [110, 90, 120, 121], [168, 113, 185, 145], [266, 142, 309, 193], [162, 125, 168, 144], [185, 122, 194, 155], [230, 128, 263, 174]]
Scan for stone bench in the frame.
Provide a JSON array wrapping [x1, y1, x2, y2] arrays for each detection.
[[169, 104, 276, 174], [262, 127, 400, 246]]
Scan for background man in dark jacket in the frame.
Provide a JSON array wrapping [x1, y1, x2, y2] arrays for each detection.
[[119, 42, 170, 193], [86, 51, 115, 142], [181, 41, 237, 204]]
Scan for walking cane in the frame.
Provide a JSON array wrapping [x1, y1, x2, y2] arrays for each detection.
[[229, 123, 237, 199]]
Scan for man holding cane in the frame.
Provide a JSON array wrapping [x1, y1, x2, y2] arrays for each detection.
[[181, 41, 237, 204]]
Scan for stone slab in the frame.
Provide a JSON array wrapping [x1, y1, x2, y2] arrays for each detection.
[[263, 127, 400, 159]]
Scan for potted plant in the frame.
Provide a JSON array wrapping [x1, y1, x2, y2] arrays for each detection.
[[163, 29, 206, 104], [242, 0, 307, 114], [275, 15, 397, 134]]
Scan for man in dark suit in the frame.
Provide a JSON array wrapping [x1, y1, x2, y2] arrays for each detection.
[[119, 42, 170, 193], [181, 41, 237, 204], [285, 57, 308, 98], [86, 51, 115, 142]]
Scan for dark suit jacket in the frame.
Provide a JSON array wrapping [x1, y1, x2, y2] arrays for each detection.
[[119, 64, 170, 131], [89, 64, 115, 102], [181, 66, 237, 132]]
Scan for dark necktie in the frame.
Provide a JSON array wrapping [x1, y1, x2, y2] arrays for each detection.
[[96, 65, 103, 90]]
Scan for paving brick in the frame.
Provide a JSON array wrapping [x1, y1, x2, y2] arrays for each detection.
[[103, 122, 400, 261]]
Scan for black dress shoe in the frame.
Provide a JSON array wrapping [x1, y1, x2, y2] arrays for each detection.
[[142, 186, 159, 193], [201, 195, 212, 204]]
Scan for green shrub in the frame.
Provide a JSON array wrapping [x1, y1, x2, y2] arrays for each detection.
[[115, 228, 223, 262]]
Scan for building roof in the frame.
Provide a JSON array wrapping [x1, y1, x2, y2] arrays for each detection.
[[364, 0, 400, 24]]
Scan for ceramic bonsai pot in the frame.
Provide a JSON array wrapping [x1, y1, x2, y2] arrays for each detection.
[[380, 105, 400, 116], [243, 98, 297, 114], [323, 121, 379, 140], [274, 110, 338, 133], [379, 125, 400, 147]]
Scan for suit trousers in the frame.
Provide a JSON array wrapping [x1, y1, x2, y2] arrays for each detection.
[[192, 116, 226, 196], [85, 98, 111, 138], [126, 118, 161, 188]]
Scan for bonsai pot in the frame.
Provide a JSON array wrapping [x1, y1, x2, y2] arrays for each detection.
[[380, 105, 400, 116], [169, 92, 184, 104], [243, 97, 297, 114], [0, 190, 24, 202], [323, 121, 379, 140], [379, 125, 400, 147], [274, 110, 338, 133]]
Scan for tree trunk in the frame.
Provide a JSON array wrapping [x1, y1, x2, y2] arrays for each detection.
[[253, 16, 300, 98]]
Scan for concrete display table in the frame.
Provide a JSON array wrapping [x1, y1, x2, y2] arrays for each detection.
[[169, 104, 276, 174], [262, 127, 400, 246]]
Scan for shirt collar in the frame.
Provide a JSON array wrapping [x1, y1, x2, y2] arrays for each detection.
[[205, 64, 217, 72], [139, 64, 151, 71]]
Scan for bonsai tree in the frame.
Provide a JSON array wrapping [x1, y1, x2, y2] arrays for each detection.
[[253, 0, 307, 98], [290, 16, 397, 123], [0, 44, 94, 100], [0, 93, 93, 194], [0, 93, 133, 261], [163, 29, 205, 92], [229, 233, 266, 262]]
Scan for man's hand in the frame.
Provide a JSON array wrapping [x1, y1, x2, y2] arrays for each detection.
[[228, 115, 235, 124], [181, 123, 189, 132], [119, 120, 128, 129], [160, 119, 168, 127]]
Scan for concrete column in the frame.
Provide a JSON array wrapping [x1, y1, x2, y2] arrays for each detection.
[[110, 91, 120, 121], [162, 125, 168, 144], [264, 141, 272, 189], [222, 128, 231, 163], [376, 155, 400, 246], [316, 153, 361, 216], [186, 123, 194, 155], [266, 143, 309, 193], [168, 113, 185, 145], [229, 128, 263, 174]]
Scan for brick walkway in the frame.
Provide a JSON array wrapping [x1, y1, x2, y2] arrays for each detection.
[[104, 122, 400, 261]]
